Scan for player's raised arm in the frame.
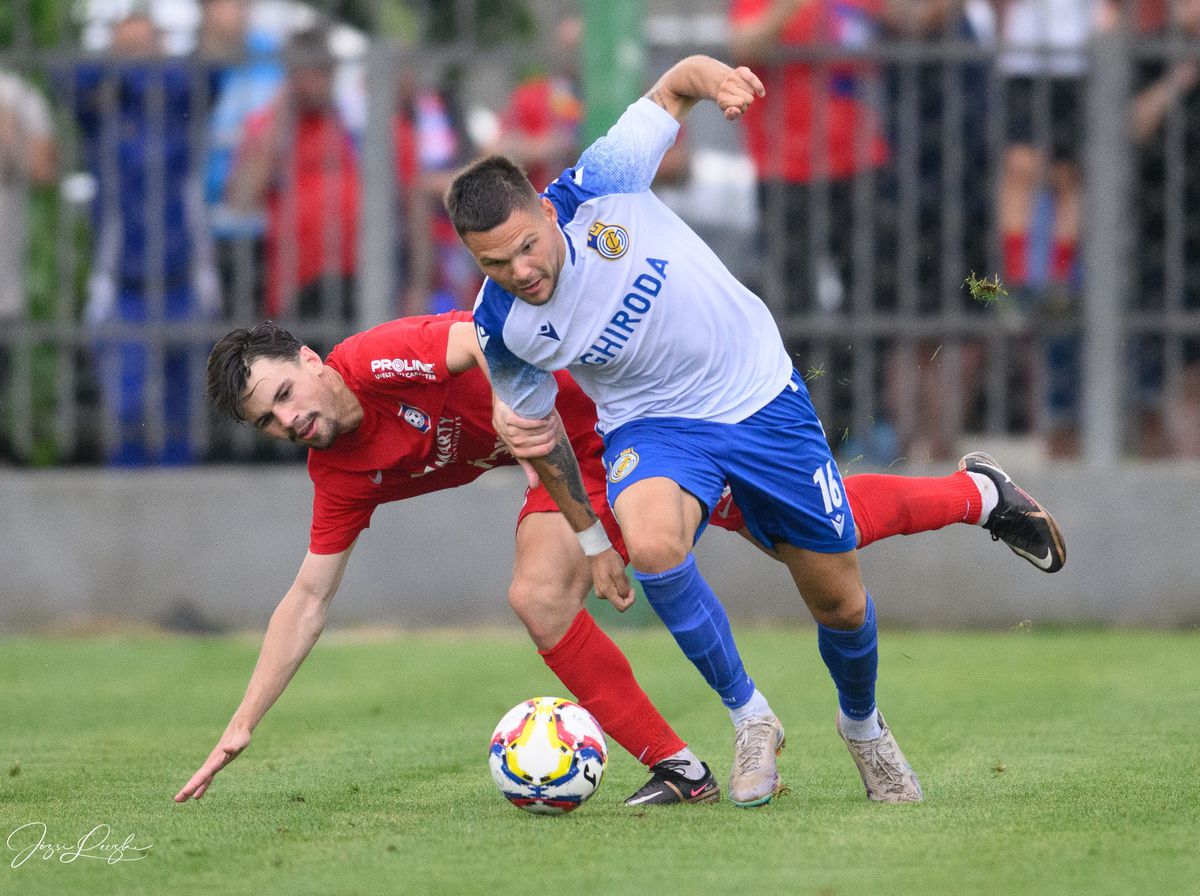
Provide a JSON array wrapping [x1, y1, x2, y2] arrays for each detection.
[[174, 547, 353, 801], [644, 55, 765, 123]]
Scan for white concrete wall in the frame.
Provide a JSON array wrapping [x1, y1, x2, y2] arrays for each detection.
[[2, 463, 1198, 632]]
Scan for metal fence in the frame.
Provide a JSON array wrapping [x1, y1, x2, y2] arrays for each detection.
[[0, 0, 1196, 468]]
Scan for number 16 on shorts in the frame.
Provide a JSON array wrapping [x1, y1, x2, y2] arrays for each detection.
[[813, 460, 848, 538]]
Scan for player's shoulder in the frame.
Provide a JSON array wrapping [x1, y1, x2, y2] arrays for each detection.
[[553, 99, 678, 205], [543, 167, 593, 228], [543, 163, 647, 234], [472, 278, 522, 331], [329, 315, 460, 390], [474, 277, 517, 310]]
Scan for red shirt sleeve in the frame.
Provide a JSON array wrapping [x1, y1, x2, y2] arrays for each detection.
[[308, 468, 380, 556]]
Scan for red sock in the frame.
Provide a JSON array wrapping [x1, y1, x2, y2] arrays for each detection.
[[1050, 239, 1076, 283], [539, 609, 685, 768], [845, 471, 982, 550], [1002, 232, 1029, 285]]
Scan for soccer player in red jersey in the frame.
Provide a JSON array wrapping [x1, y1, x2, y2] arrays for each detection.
[[175, 311, 1063, 806]]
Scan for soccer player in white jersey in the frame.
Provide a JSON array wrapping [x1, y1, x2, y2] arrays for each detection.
[[447, 55, 1027, 807]]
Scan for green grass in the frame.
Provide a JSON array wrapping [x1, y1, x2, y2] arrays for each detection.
[[2, 628, 1198, 895]]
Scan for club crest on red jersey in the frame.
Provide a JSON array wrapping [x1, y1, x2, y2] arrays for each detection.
[[398, 403, 431, 433]]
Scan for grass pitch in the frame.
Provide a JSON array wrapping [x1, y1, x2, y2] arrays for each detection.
[[2, 627, 1198, 895]]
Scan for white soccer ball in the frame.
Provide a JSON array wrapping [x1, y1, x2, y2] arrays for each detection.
[[487, 696, 608, 815]]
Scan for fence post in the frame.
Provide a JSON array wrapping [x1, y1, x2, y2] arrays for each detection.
[[581, 2, 644, 146], [356, 40, 398, 329], [1081, 27, 1130, 466]]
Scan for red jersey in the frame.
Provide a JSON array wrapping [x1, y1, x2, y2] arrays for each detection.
[[307, 311, 607, 554], [729, 0, 888, 182], [242, 105, 360, 316]]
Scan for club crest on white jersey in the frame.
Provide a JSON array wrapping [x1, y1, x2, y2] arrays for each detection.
[[587, 221, 629, 260]]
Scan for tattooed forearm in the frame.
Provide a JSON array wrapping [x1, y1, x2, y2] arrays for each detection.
[[543, 438, 594, 516], [645, 87, 670, 111], [534, 435, 598, 529]]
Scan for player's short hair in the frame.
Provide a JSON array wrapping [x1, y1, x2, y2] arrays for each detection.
[[444, 155, 540, 236], [206, 322, 302, 422]]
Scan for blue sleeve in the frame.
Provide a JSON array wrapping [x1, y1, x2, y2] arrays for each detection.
[[544, 98, 680, 223], [472, 281, 559, 419]]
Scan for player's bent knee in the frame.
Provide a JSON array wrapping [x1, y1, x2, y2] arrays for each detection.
[[625, 536, 690, 575], [508, 579, 586, 646], [798, 577, 867, 629], [779, 546, 867, 629], [807, 595, 867, 631]]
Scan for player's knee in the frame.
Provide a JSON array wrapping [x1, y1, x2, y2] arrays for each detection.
[[508, 577, 584, 645], [507, 578, 549, 624], [626, 534, 689, 575], [805, 586, 867, 630]]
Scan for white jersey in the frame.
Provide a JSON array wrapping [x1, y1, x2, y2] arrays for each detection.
[[473, 98, 792, 435]]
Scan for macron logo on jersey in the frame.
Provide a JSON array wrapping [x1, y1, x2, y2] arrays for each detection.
[[371, 358, 436, 381], [538, 322, 560, 341], [579, 257, 669, 367]]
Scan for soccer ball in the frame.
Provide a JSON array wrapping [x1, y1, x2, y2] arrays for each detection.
[[488, 696, 608, 815]]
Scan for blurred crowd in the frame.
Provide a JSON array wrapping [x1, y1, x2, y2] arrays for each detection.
[[0, 0, 1198, 466]]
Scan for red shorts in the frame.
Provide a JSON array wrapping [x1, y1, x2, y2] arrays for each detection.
[[516, 425, 747, 560]]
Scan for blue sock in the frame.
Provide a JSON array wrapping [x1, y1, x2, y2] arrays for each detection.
[[634, 554, 756, 709], [817, 593, 879, 721]]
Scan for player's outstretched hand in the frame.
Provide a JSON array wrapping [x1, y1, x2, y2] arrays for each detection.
[[717, 65, 765, 121], [493, 399, 560, 459], [590, 548, 634, 611], [174, 724, 251, 802]]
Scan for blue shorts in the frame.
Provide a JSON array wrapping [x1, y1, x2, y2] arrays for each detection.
[[602, 370, 856, 553]]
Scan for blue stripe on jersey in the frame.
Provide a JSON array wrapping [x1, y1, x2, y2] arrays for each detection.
[[472, 279, 559, 418], [544, 167, 591, 227]]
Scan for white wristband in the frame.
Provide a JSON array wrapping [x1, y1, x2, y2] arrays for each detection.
[[576, 520, 612, 557]]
